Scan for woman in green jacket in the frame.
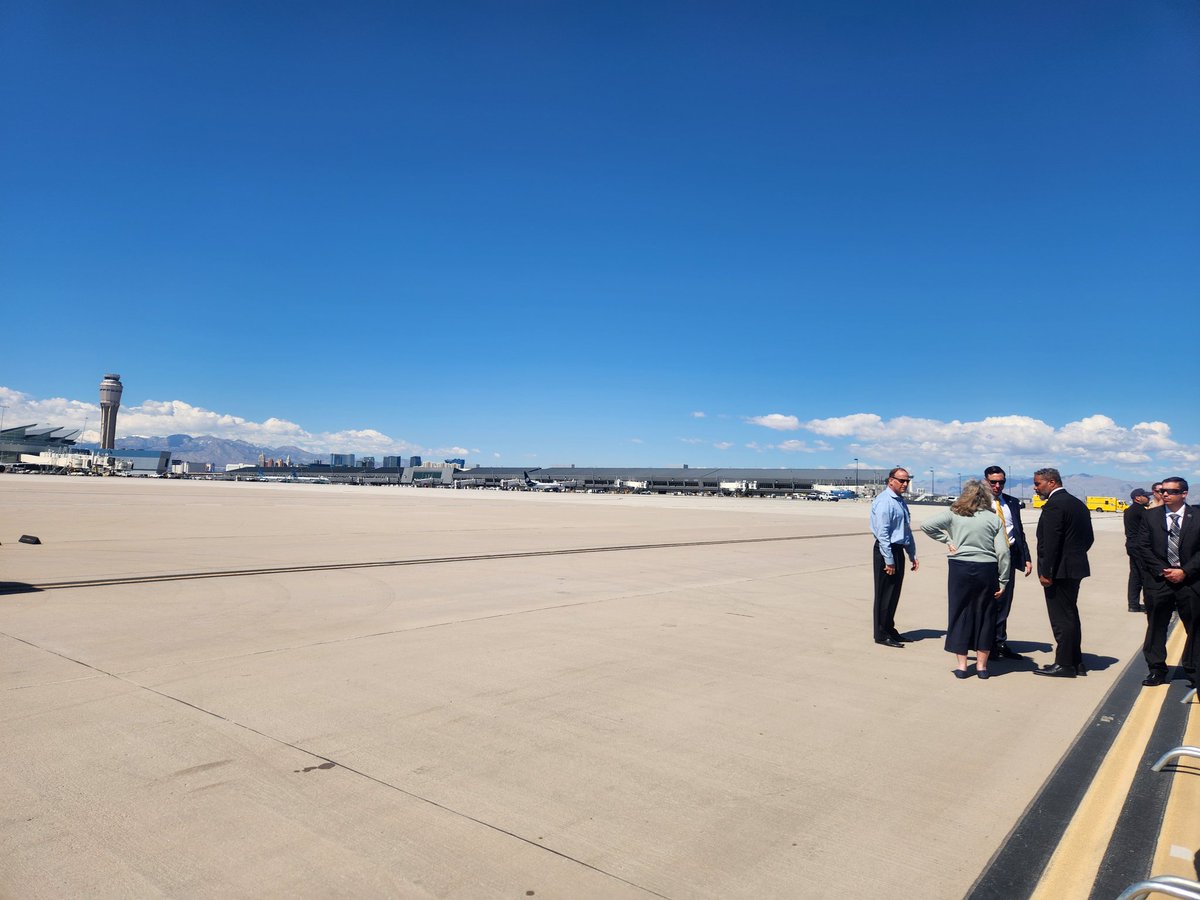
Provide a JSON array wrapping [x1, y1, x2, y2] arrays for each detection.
[[921, 479, 1011, 679]]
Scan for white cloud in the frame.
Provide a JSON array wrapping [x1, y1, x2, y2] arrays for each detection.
[[747, 413, 800, 431], [714, 441, 733, 450], [775, 439, 830, 453], [802, 413, 885, 438], [691, 411, 706, 418], [795, 412, 1200, 474], [0, 386, 421, 456]]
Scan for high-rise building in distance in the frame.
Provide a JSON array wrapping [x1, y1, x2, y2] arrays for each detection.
[[99, 373, 123, 449]]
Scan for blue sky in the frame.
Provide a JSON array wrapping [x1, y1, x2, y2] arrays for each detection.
[[2, 1, 1198, 478]]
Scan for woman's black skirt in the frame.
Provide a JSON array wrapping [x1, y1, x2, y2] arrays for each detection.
[[945, 559, 1000, 654]]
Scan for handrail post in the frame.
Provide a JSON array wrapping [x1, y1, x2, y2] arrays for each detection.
[[1114, 875, 1200, 900], [1150, 746, 1200, 772]]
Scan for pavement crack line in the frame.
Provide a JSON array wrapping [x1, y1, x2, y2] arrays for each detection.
[[4, 631, 675, 899], [21, 531, 866, 592]]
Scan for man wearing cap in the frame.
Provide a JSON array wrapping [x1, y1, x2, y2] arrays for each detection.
[[984, 466, 1032, 660], [1134, 477, 1199, 688], [1124, 488, 1151, 613]]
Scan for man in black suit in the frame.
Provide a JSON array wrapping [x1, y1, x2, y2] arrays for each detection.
[[1123, 487, 1152, 612], [984, 466, 1032, 660], [1134, 476, 1199, 688], [1031, 468, 1094, 678]]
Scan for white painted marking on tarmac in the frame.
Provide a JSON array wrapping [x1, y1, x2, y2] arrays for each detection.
[[1171, 845, 1192, 860]]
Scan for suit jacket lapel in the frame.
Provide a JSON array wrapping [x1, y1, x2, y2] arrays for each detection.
[[1181, 506, 1198, 552], [1152, 507, 1170, 555]]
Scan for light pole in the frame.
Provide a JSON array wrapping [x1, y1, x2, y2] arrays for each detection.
[[854, 458, 859, 494], [0, 404, 8, 465], [929, 467, 935, 499], [957, 472, 962, 493]]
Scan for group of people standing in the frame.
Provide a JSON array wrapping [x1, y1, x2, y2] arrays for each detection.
[[1123, 479, 1199, 687], [868, 464, 1197, 685]]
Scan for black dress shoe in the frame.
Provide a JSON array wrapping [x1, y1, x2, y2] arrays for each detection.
[[875, 637, 904, 648], [1033, 664, 1076, 678], [892, 633, 915, 643], [1128, 605, 1146, 613], [1142, 671, 1167, 686], [993, 644, 1026, 661], [1075, 664, 1087, 677]]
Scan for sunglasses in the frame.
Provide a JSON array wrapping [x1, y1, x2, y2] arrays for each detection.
[[892, 477, 911, 483], [1161, 488, 1185, 496], [987, 479, 1005, 486]]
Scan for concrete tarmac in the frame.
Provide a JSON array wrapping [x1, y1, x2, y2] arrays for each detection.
[[0, 477, 1157, 898]]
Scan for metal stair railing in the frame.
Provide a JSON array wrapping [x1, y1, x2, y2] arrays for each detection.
[[1150, 746, 1200, 772], [1115, 875, 1200, 900]]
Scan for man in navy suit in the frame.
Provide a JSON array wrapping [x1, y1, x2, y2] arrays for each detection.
[[984, 466, 1032, 660], [1031, 468, 1094, 678], [1134, 476, 1199, 687], [1123, 487, 1152, 612]]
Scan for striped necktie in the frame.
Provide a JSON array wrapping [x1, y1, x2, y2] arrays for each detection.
[[1168, 513, 1181, 567]]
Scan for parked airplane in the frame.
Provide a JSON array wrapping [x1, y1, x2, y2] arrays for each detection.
[[523, 471, 578, 492]]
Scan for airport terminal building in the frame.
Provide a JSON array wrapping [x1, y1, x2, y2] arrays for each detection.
[[0, 424, 83, 465], [221, 463, 891, 496]]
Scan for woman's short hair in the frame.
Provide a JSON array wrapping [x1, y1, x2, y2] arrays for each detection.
[[951, 479, 993, 516]]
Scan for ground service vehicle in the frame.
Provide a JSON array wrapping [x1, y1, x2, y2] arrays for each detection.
[[1085, 496, 1128, 512]]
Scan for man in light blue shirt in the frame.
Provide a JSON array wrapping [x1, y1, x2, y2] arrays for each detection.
[[870, 467, 920, 647]]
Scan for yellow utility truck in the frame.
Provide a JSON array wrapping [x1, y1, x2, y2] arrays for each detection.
[[1030, 494, 1129, 512]]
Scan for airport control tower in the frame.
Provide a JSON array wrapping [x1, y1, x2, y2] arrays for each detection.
[[99, 373, 123, 449]]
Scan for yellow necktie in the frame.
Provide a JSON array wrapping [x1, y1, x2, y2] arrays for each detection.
[[995, 499, 1009, 542]]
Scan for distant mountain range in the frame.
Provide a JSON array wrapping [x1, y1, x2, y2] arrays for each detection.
[[112, 434, 325, 468], [997, 473, 1148, 502]]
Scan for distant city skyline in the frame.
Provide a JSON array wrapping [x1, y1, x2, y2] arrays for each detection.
[[3, 5, 1196, 481]]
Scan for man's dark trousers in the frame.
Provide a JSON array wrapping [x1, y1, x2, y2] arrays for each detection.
[[1142, 583, 1197, 674], [873, 542, 907, 641], [1128, 559, 1146, 610], [1045, 578, 1084, 668], [994, 578, 1016, 645]]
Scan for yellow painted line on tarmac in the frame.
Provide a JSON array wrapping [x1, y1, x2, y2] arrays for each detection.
[[1150, 674, 1200, 880], [1031, 625, 1188, 900]]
